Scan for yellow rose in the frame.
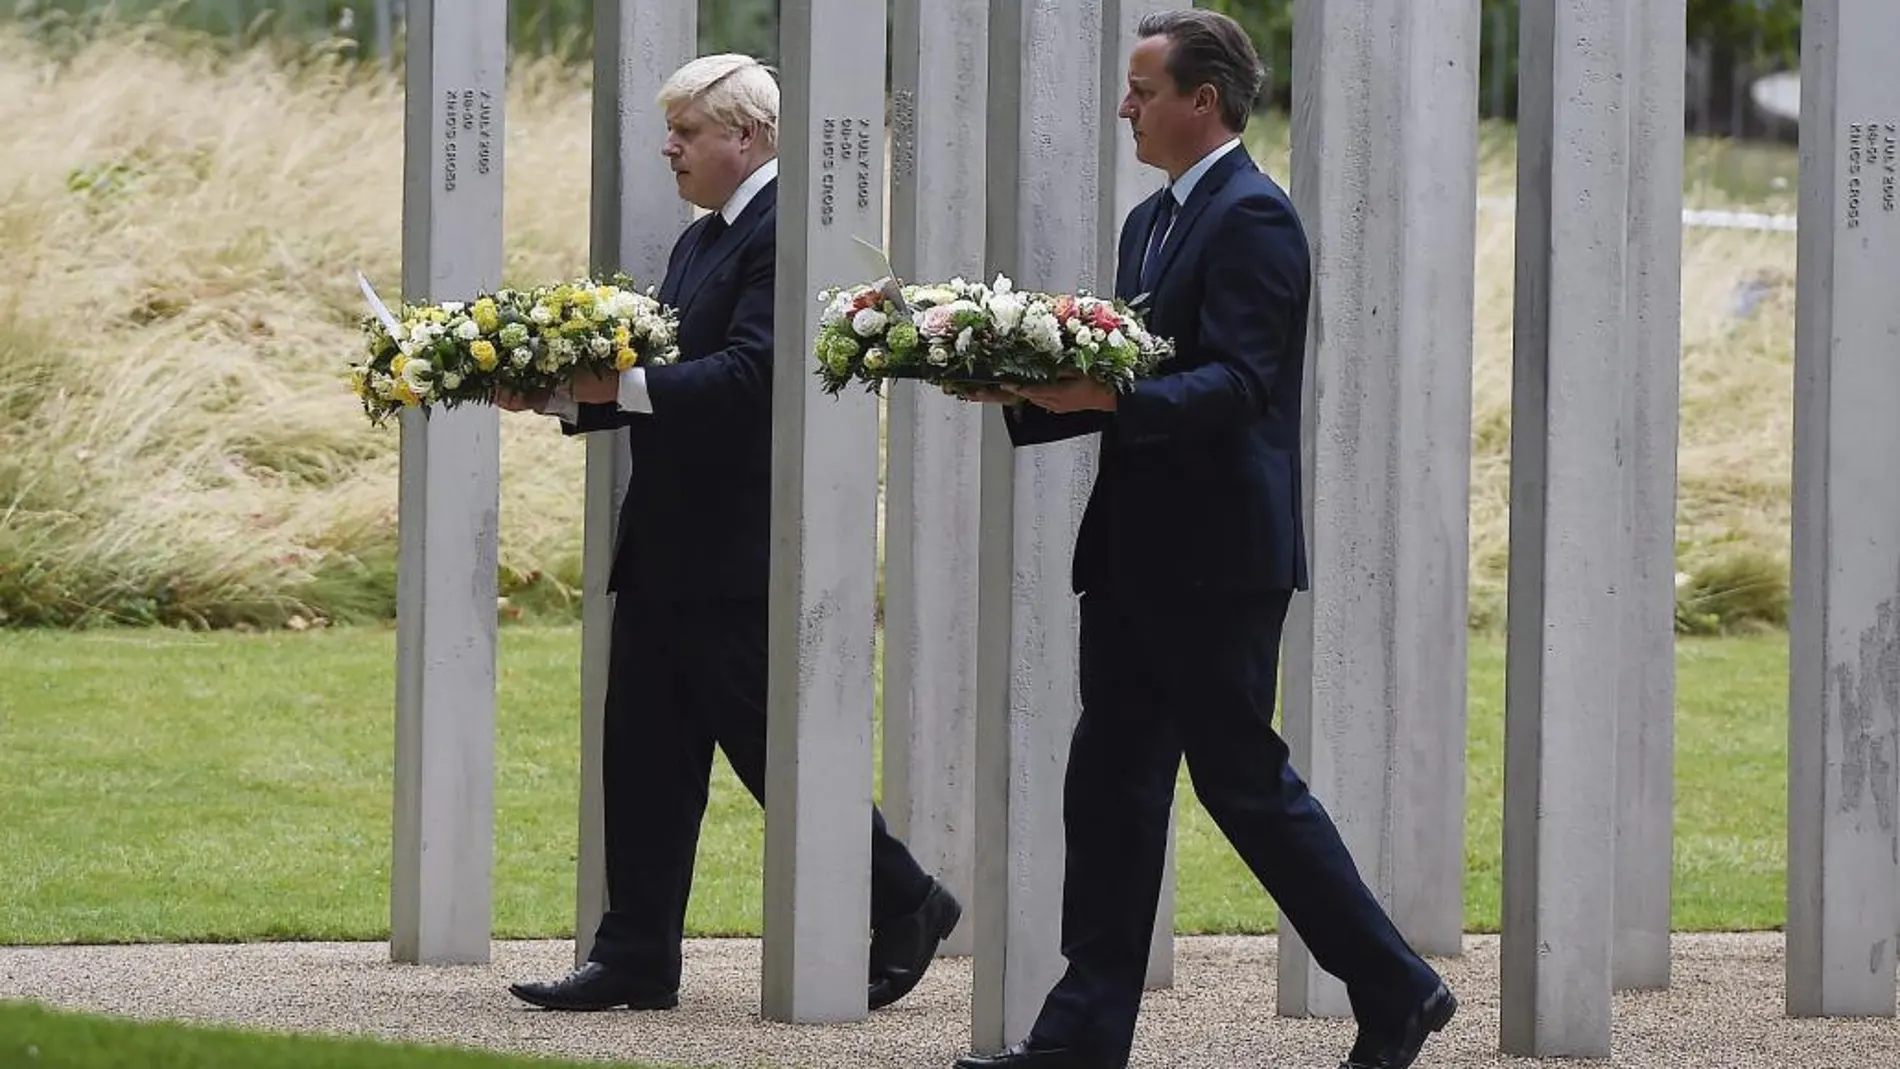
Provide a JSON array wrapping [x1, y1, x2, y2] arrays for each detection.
[[613, 325, 631, 348], [470, 340, 499, 371], [615, 347, 637, 371], [391, 354, 409, 376], [472, 298, 500, 333]]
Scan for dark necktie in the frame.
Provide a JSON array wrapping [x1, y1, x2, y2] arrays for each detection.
[[682, 212, 728, 286], [1139, 189, 1177, 296]]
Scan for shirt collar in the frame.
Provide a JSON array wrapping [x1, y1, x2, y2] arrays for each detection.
[[1167, 137, 1242, 205], [721, 158, 778, 224]]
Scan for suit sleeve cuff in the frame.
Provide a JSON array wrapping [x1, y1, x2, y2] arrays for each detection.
[[1110, 381, 1168, 444], [617, 367, 654, 414]]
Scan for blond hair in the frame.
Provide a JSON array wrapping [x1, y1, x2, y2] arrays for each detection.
[[657, 53, 780, 151]]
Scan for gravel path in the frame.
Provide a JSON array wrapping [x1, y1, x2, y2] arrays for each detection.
[[3, 934, 1896, 1068]]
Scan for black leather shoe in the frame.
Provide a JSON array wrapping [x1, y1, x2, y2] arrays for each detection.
[[1342, 983, 1457, 1069], [867, 879, 963, 1010], [953, 1038, 1119, 1069], [508, 961, 678, 1011]]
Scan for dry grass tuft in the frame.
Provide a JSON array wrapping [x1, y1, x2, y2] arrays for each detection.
[[0, 24, 597, 625], [0, 24, 1798, 629], [1464, 201, 1796, 628]]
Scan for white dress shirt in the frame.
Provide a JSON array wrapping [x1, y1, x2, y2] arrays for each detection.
[[541, 157, 780, 422], [1141, 137, 1242, 277]]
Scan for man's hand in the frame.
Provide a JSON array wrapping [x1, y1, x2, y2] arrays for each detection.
[[1008, 372, 1119, 414], [493, 388, 550, 413], [569, 367, 621, 405]]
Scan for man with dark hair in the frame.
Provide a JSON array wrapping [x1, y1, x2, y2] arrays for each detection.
[[950, 11, 1454, 1069]]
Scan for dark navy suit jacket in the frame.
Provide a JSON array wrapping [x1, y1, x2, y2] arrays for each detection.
[[1005, 146, 1311, 602], [565, 180, 778, 601]]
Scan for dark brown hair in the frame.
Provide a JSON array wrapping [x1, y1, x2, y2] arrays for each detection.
[[1136, 9, 1267, 132]]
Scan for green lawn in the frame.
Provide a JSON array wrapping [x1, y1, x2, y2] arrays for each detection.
[[0, 625, 1788, 945], [0, 1001, 662, 1069]]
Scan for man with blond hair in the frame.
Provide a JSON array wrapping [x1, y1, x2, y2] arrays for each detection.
[[502, 52, 961, 1014]]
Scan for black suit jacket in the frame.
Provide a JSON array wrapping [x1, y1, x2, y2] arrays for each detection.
[[565, 179, 778, 601], [1005, 146, 1311, 602]]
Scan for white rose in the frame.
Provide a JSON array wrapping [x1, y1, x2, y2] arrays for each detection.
[[1107, 329, 1127, 349], [441, 372, 463, 390], [1025, 311, 1064, 354], [401, 358, 433, 390], [928, 345, 952, 366], [991, 273, 1013, 295], [988, 293, 1026, 335], [440, 301, 466, 313], [530, 305, 554, 325], [822, 291, 854, 325], [455, 320, 481, 341], [852, 307, 889, 337], [955, 326, 975, 354], [590, 335, 613, 357]]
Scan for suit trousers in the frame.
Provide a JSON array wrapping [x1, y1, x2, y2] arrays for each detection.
[[587, 593, 933, 985], [1028, 589, 1440, 1061]]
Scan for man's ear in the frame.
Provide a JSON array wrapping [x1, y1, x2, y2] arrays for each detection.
[[1195, 84, 1220, 117]]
